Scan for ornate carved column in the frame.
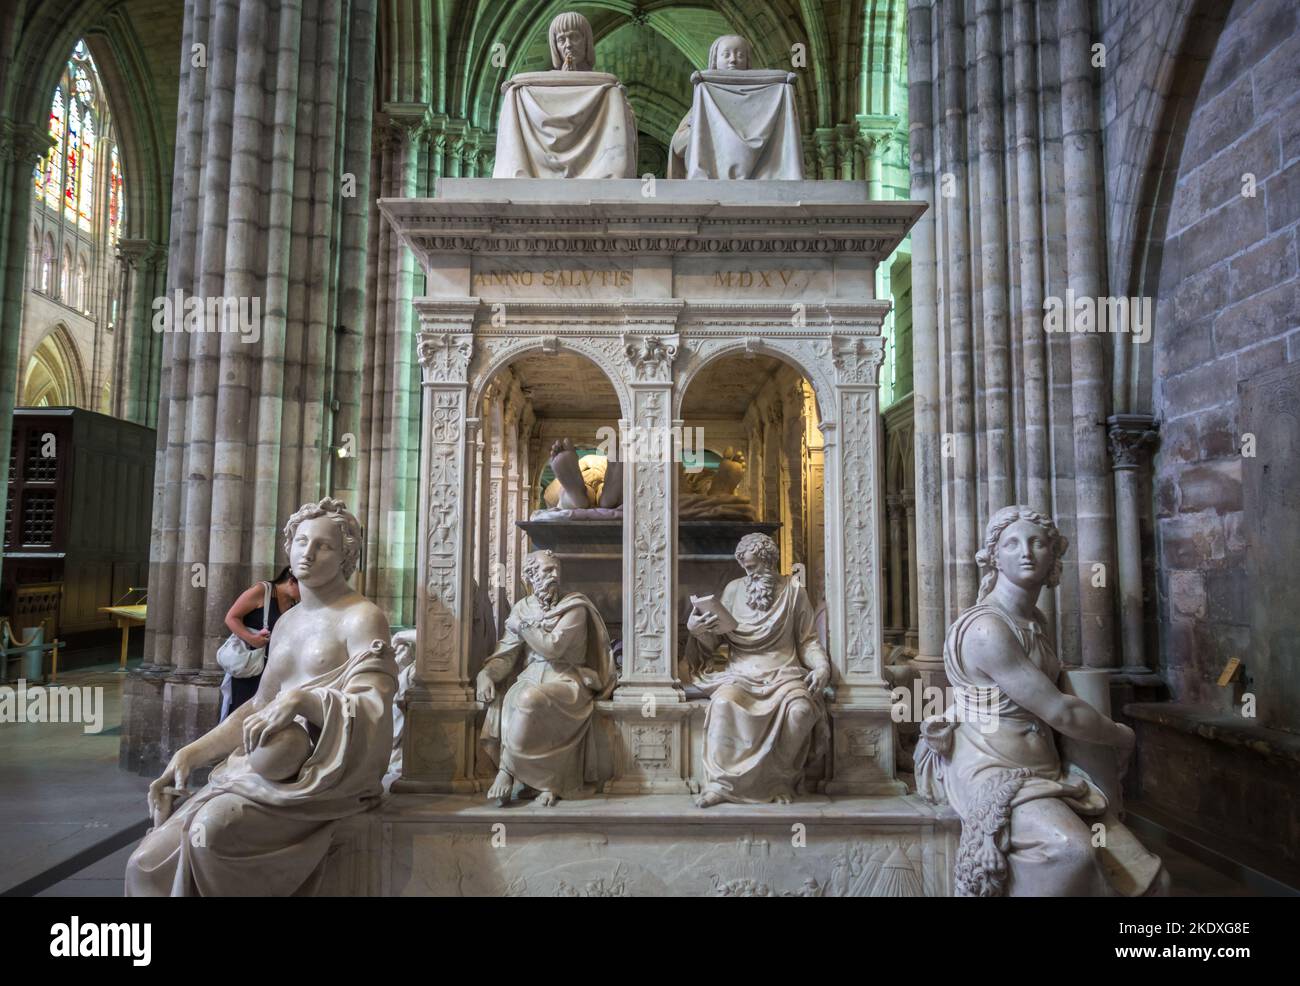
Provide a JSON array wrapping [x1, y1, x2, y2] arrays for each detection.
[[825, 334, 905, 794], [395, 302, 480, 793], [608, 332, 689, 795], [1108, 414, 1159, 674]]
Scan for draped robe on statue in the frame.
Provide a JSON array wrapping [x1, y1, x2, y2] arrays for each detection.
[[670, 70, 804, 180], [691, 576, 829, 802], [480, 592, 615, 795], [125, 641, 397, 897], [493, 71, 637, 179], [913, 603, 1162, 896]]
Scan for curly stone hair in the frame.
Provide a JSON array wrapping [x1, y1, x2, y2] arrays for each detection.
[[974, 505, 1068, 602], [283, 497, 363, 580], [523, 549, 560, 591], [735, 532, 780, 571]]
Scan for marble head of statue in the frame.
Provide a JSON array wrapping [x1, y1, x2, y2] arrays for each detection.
[[283, 496, 364, 582], [974, 505, 1068, 602], [549, 11, 595, 71], [708, 34, 753, 71]]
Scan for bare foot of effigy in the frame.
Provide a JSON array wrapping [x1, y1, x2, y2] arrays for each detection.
[[598, 459, 623, 507], [771, 792, 794, 805], [550, 438, 589, 509], [535, 790, 559, 807], [694, 790, 726, 808], [487, 768, 514, 805]]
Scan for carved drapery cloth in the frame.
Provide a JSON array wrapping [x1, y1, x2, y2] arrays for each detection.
[[493, 72, 637, 179], [683, 70, 805, 180]]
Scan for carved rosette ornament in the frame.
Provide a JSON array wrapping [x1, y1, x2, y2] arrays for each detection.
[[1106, 414, 1159, 471]]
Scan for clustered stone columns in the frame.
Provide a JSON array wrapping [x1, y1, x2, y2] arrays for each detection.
[[906, 0, 1143, 672], [122, 0, 377, 773], [112, 238, 167, 426]]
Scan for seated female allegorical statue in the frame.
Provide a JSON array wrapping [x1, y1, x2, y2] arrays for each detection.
[[913, 505, 1167, 897]]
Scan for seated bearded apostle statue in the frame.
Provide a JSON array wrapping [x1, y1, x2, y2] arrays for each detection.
[[476, 550, 616, 806], [913, 506, 1167, 897], [126, 498, 398, 897], [492, 11, 638, 179], [686, 533, 831, 807]]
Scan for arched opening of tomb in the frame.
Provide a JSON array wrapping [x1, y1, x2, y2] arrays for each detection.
[[674, 351, 827, 670], [469, 348, 628, 703]]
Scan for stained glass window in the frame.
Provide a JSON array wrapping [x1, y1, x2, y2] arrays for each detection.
[[65, 99, 79, 216], [35, 88, 65, 210], [109, 146, 123, 242], [78, 109, 95, 228]]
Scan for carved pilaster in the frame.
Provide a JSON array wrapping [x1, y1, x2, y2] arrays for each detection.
[[824, 333, 902, 794], [396, 301, 481, 793], [608, 333, 686, 794]]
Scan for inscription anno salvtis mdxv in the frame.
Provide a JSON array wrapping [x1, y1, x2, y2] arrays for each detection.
[[472, 268, 634, 290]]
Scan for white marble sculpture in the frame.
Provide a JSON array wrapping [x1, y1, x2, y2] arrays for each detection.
[[476, 549, 616, 805], [687, 533, 831, 806], [913, 506, 1166, 896], [493, 12, 638, 179], [126, 498, 397, 896], [668, 35, 804, 180], [535, 438, 624, 519]]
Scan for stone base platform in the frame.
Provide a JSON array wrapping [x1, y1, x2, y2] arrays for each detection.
[[321, 793, 958, 896]]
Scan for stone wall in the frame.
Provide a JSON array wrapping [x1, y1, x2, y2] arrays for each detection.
[[1152, 0, 1299, 729]]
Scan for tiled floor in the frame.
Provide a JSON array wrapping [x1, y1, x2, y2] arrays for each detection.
[[0, 658, 150, 895]]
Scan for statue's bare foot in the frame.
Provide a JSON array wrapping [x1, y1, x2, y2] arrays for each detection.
[[772, 792, 794, 805], [694, 790, 726, 809], [549, 438, 589, 509], [535, 790, 558, 807], [598, 460, 623, 507], [487, 769, 514, 805]]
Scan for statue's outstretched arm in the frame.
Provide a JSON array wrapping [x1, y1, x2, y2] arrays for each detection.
[[965, 614, 1129, 749]]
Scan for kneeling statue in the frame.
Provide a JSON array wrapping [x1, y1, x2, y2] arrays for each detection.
[[913, 505, 1166, 896], [687, 533, 830, 806], [126, 498, 397, 896], [477, 550, 616, 805]]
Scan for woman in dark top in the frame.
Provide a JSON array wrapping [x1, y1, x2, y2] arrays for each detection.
[[221, 566, 300, 715]]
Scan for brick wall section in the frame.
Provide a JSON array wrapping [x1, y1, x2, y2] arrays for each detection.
[[1153, 0, 1299, 721]]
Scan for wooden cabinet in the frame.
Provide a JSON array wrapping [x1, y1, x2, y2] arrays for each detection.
[[3, 408, 154, 636]]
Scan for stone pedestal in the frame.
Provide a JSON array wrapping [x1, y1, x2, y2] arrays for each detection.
[[321, 793, 958, 896], [380, 179, 924, 796]]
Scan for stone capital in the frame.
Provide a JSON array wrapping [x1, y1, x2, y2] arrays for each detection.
[[0, 116, 52, 166], [1107, 414, 1159, 471], [831, 335, 885, 386], [623, 333, 679, 383]]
